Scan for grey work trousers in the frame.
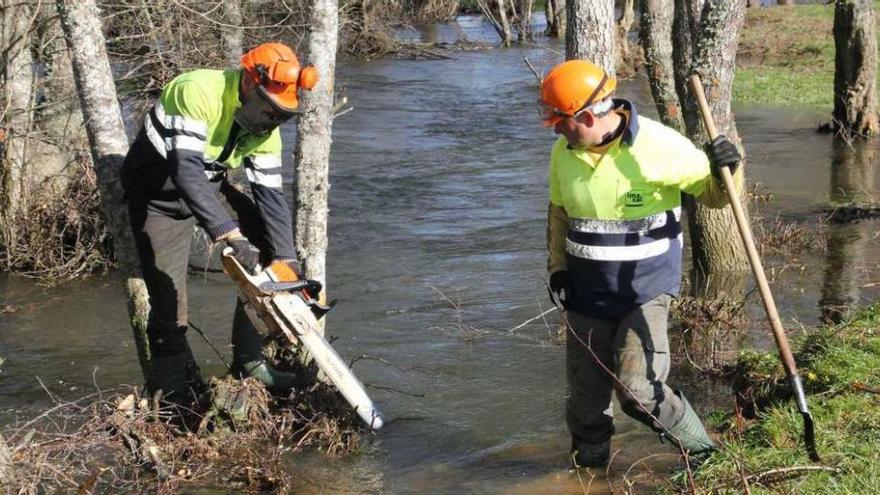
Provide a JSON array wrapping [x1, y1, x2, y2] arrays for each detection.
[[565, 294, 685, 444], [127, 180, 271, 356]]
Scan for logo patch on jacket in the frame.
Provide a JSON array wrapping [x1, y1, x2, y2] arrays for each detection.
[[625, 190, 645, 207]]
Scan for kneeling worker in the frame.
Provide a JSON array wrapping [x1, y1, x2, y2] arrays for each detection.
[[539, 60, 743, 468], [122, 43, 319, 409]]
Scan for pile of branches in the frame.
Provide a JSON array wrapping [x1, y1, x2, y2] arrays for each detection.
[[0, 157, 113, 281], [1, 376, 364, 493]]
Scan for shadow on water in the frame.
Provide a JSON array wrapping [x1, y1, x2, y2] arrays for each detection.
[[2, 15, 880, 494]]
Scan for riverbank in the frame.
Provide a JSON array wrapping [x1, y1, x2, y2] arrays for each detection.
[[681, 303, 880, 494], [735, 2, 879, 108]]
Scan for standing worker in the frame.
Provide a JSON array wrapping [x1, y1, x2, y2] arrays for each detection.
[[122, 43, 319, 411], [540, 60, 743, 468]]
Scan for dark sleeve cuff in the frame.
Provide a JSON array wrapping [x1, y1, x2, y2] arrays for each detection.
[[208, 219, 239, 241]]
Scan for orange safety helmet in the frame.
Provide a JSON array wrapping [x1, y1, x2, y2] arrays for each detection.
[[240, 42, 319, 112], [539, 60, 616, 127]]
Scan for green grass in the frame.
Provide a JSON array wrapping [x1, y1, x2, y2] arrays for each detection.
[[734, 2, 880, 108], [677, 303, 880, 494]]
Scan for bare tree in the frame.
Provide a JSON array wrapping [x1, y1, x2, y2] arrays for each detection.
[[516, 0, 534, 42], [671, 0, 750, 287], [566, 0, 615, 70], [546, 0, 567, 38], [640, 0, 684, 131], [1, 0, 36, 249], [833, 0, 879, 137], [222, 0, 244, 68], [294, 0, 339, 334], [55, 0, 151, 377]]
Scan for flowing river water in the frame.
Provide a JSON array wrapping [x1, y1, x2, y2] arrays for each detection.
[[2, 15, 880, 494]]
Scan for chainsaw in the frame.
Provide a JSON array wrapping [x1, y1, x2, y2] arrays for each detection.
[[221, 248, 384, 430]]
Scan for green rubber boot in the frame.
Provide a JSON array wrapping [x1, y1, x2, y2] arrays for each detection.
[[231, 300, 298, 393], [665, 392, 717, 468]]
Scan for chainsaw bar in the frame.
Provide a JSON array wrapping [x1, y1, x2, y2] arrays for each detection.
[[221, 248, 384, 430]]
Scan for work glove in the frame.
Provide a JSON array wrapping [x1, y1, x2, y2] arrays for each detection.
[[548, 271, 574, 310], [703, 135, 741, 178], [226, 235, 262, 274]]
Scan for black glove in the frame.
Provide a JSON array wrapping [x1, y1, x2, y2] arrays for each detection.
[[704, 135, 741, 178], [226, 236, 262, 274], [548, 271, 574, 309]]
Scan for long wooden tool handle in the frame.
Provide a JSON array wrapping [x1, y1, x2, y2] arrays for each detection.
[[688, 75, 798, 375]]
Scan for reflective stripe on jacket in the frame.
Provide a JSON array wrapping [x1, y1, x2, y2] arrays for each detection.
[[546, 99, 742, 318], [123, 69, 295, 258]]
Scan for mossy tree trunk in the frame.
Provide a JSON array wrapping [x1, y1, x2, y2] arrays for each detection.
[[670, 0, 750, 293], [55, 0, 152, 378], [640, 0, 685, 133], [222, 0, 243, 69], [1, 0, 36, 251], [566, 0, 615, 71], [294, 0, 338, 336], [833, 0, 879, 137]]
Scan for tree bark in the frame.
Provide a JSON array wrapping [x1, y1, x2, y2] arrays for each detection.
[[545, 0, 557, 36], [640, 0, 685, 132], [498, 0, 514, 47], [554, 0, 567, 38], [566, 0, 615, 71], [55, 0, 151, 378], [1, 0, 35, 249], [672, 0, 750, 288], [222, 0, 243, 69], [617, 0, 635, 61], [516, 0, 533, 42], [833, 0, 879, 137], [295, 0, 338, 336]]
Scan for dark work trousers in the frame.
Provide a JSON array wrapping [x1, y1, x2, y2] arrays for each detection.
[[125, 173, 273, 358], [565, 294, 685, 444]]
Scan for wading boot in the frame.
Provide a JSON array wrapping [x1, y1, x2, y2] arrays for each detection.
[[231, 301, 298, 393], [664, 392, 717, 470], [145, 334, 206, 413], [571, 436, 611, 469]]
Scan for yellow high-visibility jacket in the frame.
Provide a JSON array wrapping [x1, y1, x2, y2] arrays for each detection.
[[547, 99, 743, 318]]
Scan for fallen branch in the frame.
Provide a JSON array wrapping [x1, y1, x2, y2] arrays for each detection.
[[747, 465, 840, 486]]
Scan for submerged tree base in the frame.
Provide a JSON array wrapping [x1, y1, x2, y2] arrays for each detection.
[[0, 376, 365, 493], [674, 303, 880, 494]]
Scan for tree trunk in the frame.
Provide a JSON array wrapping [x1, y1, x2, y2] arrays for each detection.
[[566, 0, 615, 71], [498, 0, 514, 47], [0, 433, 10, 486], [833, 0, 879, 137], [294, 0, 338, 336], [517, 0, 533, 42], [640, 0, 684, 132], [672, 0, 750, 288], [55, 0, 151, 378], [545, 0, 557, 36], [556, 0, 567, 38], [1, 0, 35, 250], [617, 0, 635, 62], [222, 0, 243, 69]]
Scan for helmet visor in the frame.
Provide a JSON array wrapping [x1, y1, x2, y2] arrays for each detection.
[[235, 85, 298, 136]]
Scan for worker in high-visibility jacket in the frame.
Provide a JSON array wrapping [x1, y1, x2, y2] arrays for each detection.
[[540, 60, 743, 469], [121, 43, 319, 410]]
